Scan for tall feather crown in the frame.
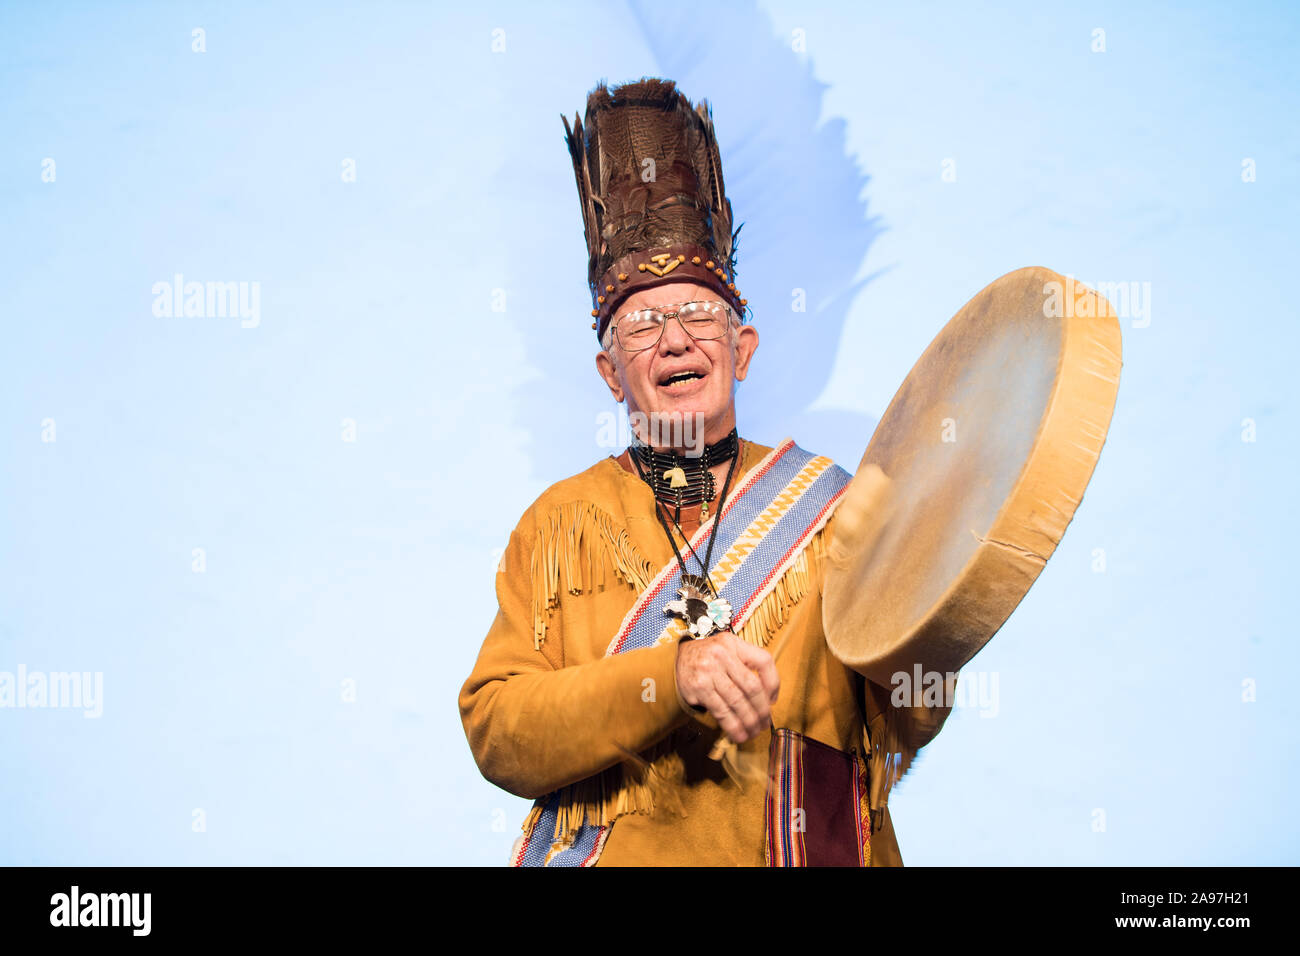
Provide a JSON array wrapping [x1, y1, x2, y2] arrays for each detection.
[[562, 77, 746, 340]]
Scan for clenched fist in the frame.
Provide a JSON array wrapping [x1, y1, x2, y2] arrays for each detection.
[[674, 631, 780, 744]]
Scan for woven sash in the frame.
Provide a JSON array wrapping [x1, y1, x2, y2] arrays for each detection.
[[510, 439, 851, 867]]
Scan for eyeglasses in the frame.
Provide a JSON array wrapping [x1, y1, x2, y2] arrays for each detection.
[[608, 300, 738, 353]]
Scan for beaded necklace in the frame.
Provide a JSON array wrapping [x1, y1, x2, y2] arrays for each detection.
[[629, 430, 742, 637]]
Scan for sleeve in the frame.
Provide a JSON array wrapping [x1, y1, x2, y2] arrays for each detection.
[[458, 506, 694, 800]]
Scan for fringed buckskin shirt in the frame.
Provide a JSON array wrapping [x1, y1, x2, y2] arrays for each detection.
[[459, 439, 954, 866]]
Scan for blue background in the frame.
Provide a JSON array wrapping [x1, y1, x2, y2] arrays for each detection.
[[1, 0, 1295, 864]]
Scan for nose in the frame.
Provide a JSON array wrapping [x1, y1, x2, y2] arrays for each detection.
[[657, 313, 694, 354]]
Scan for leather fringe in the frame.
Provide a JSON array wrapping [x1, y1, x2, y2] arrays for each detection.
[[865, 705, 916, 834], [866, 670, 959, 829], [530, 501, 657, 651], [538, 742, 686, 847], [864, 670, 965, 831]]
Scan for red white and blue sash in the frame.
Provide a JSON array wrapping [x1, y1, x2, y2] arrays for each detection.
[[510, 439, 851, 867]]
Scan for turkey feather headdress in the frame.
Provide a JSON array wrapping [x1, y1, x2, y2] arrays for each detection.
[[562, 77, 747, 340]]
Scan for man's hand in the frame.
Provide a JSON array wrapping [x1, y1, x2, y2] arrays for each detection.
[[674, 631, 779, 744], [826, 463, 894, 567]]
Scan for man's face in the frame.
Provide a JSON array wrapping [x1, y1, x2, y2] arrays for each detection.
[[595, 280, 759, 448]]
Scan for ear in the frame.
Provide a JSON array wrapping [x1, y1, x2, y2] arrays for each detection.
[[732, 325, 759, 382], [595, 348, 625, 402]]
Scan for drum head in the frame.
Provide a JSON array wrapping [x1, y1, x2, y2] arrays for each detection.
[[824, 266, 1121, 683]]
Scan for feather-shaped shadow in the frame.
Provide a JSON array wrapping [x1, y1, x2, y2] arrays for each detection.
[[505, 0, 884, 477]]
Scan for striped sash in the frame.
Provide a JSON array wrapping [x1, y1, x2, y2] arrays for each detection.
[[510, 439, 851, 867]]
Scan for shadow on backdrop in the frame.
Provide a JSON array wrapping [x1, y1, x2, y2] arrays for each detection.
[[502, 0, 885, 477]]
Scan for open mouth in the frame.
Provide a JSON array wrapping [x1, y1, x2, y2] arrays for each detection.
[[658, 369, 706, 388]]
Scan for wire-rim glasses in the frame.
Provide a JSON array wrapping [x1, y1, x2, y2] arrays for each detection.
[[609, 300, 737, 353]]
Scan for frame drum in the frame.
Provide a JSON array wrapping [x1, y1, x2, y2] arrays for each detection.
[[824, 266, 1122, 684]]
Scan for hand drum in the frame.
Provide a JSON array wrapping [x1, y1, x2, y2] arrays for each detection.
[[824, 266, 1122, 685]]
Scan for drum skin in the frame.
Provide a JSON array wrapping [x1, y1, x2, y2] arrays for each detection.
[[823, 266, 1122, 685]]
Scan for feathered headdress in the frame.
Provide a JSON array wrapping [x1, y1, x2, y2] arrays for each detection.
[[562, 77, 746, 341]]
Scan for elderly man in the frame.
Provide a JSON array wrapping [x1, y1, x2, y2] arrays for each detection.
[[458, 77, 952, 866]]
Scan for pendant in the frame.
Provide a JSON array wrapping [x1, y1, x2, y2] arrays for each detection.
[[663, 576, 733, 638], [701, 500, 709, 519], [663, 466, 688, 489]]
